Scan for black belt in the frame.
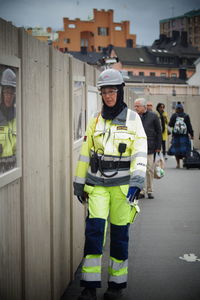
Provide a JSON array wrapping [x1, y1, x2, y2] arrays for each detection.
[[100, 160, 130, 170]]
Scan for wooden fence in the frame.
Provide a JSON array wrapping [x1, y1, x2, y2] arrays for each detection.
[[0, 18, 100, 300]]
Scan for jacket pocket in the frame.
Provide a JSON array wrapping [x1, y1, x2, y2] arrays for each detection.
[[119, 184, 129, 196]]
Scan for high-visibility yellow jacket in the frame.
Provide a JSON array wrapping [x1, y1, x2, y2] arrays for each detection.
[[74, 107, 147, 196], [156, 111, 169, 141], [0, 117, 16, 158]]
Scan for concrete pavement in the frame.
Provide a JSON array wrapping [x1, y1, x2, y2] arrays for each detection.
[[62, 156, 200, 300]]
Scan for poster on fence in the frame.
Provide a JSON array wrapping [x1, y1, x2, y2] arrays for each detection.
[[0, 65, 17, 175]]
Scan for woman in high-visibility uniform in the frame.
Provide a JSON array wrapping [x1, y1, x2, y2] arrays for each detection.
[[74, 69, 147, 300], [0, 68, 16, 173]]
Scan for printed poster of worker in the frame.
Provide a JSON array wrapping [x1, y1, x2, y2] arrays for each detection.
[[0, 65, 17, 174]]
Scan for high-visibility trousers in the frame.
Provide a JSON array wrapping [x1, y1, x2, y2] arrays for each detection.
[[80, 184, 136, 289]]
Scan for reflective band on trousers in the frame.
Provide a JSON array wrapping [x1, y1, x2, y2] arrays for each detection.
[[108, 274, 128, 284], [108, 257, 128, 283], [82, 256, 102, 268], [109, 258, 128, 271], [81, 255, 102, 282], [82, 272, 101, 282]]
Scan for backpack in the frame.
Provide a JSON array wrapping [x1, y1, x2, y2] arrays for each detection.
[[173, 115, 187, 135]]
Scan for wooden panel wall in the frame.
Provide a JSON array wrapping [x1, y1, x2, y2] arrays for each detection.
[[20, 29, 51, 300], [50, 48, 71, 299], [0, 18, 22, 300]]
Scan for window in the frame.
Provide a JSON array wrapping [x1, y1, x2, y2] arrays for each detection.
[[115, 26, 122, 31], [171, 73, 177, 78], [81, 39, 88, 47], [64, 38, 70, 44], [98, 27, 109, 36], [68, 24, 76, 29], [126, 39, 133, 48], [0, 56, 21, 188], [160, 73, 166, 77], [139, 72, 144, 76], [98, 46, 104, 51], [150, 72, 155, 76]]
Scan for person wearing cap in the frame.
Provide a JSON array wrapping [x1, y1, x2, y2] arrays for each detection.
[[73, 68, 147, 300], [168, 102, 194, 168], [0, 68, 16, 173]]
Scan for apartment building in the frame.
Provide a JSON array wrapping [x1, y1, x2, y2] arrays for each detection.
[[160, 9, 200, 51], [52, 9, 136, 52], [110, 31, 200, 83]]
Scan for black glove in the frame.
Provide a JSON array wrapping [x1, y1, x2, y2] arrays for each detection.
[[77, 192, 88, 204]]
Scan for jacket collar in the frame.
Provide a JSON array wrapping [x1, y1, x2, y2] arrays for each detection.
[[112, 107, 128, 125]]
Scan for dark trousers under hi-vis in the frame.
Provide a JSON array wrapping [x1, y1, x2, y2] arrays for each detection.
[[80, 185, 134, 289]]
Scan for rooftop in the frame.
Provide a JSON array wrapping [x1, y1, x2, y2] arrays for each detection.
[[160, 9, 200, 23]]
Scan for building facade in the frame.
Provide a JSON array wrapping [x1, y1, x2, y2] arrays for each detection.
[[160, 9, 200, 51], [52, 9, 136, 52], [110, 31, 200, 83]]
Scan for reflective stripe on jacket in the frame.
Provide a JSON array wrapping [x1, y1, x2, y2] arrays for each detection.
[[74, 107, 147, 195]]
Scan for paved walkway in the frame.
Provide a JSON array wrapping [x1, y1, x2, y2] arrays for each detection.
[[62, 156, 200, 300]]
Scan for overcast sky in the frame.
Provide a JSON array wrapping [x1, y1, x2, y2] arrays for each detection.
[[0, 0, 199, 45]]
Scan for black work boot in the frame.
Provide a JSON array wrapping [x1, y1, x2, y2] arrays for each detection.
[[77, 287, 97, 300], [104, 287, 123, 300]]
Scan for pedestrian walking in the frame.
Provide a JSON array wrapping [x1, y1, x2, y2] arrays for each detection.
[[168, 102, 194, 168], [156, 103, 169, 160], [147, 101, 153, 111], [134, 98, 162, 199], [73, 69, 147, 300]]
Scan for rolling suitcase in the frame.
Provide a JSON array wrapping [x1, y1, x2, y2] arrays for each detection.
[[183, 140, 200, 169]]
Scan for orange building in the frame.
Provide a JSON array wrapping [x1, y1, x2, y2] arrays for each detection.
[[52, 9, 136, 52]]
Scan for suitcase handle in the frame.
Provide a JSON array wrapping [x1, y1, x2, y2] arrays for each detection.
[[190, 139, 194, 157]]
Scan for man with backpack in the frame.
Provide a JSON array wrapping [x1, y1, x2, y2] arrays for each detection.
[[168, 102, 194, 168]]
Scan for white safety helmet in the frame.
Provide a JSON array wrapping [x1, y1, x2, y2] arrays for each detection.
[[1, 68, 16, 87], [97, 69, 124, 88]]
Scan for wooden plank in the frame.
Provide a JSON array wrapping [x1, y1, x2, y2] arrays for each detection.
[[0, 181, 22, 300], [50, 48, 71, 299], [20, 29, 51, 300]]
